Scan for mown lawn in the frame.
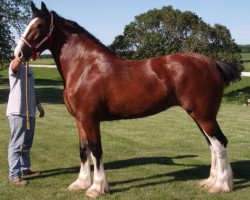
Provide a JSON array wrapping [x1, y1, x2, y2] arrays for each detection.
[[29, 58, 56, 65], [241, 52, 250, 61], [241, 53, 250, 72], [0, 67, 249, 199]]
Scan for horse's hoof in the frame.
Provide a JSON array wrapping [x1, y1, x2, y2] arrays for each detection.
[[85, 188, 108, 198], [199, 179, 215, 190], [209, 184, 233, 193], [199, 179, 208, 187], [67, 180, 91, 190]]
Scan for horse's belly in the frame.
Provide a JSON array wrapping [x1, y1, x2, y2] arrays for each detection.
[[106, 88, 176, 119]]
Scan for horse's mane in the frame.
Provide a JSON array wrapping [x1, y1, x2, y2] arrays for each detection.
[[51, 11, 108, 49]]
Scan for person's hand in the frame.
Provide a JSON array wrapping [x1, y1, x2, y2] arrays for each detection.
[[36, 103, 45, 118]]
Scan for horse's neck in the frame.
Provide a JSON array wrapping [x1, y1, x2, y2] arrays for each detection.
[[50, 31, 116, 86]]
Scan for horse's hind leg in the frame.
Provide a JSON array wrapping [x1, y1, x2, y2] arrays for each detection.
[[67, 121, 92, 190], [194, 122, 217, 190], [194, 118, 233, 193]]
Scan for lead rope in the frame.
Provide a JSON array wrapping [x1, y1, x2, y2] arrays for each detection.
[[25, 61, 30, 130]]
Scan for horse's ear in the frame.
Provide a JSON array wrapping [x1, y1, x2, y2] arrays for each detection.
[[41, 2, 49, 14], [31, 1, 40, 15]]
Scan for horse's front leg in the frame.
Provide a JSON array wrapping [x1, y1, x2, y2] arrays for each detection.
[[85, 120, 109, 197], [67, 121, 92, 190]]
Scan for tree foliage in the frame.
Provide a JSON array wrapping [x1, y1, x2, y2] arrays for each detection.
[[0, 0, 31, 67], [109, 6, 243, 69]]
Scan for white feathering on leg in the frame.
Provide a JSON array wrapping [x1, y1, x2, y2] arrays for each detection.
[[85, 153, 109, 197], [199, 146, 217, 189], [203, 132, 233, 193], [67, 156, 92, 190]]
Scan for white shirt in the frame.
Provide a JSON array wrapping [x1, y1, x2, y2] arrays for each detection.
[[6, 64, 36, 117]]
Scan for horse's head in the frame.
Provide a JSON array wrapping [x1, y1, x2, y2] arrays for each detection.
[[14, 2, 54, 61]]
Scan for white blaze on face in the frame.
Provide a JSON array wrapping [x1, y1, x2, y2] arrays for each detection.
[[14, 18, 39, 59]]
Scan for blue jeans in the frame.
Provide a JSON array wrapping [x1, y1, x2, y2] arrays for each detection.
[[8, 115, 35, 180]]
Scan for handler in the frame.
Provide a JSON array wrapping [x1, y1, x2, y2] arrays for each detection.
[[6, 58, 45, 186]]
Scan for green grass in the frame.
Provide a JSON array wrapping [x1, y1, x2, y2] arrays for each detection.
[[0, 101, 249, 199], [223, 77, 250, 104], [241, 53, 250, 61], [241, 53, 250, 72], [0, 66, 249, 199], [29, 58, 56, 65], [243, 62, 250, 72]]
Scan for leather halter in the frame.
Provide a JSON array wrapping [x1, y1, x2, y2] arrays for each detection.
[[20, 12, 54, 60]]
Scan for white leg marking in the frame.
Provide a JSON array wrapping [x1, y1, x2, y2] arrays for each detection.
[[199, 146, 217, 189], [204, 133, 233, 193], [86, 153, 109, 197], [67, 156, 92, 190]]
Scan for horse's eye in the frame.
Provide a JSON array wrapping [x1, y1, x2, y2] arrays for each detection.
[[37, 24, 43, 29]]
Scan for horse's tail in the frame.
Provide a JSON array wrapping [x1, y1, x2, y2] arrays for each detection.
[[215, 61, 241, 87]]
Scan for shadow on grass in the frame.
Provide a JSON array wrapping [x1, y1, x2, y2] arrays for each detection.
[[224, 86, 250, 102], [26, 155, 197, 180], [0, 78, 64, 104], [25, 156, 250, 193], [0, 76, 8, 85], [35, 87, 64, 104], [0, 88, 9, 103], [0, 87, 64, 104], [105, 155, 197, 170], [110, 160, 250, 193], [35, 79, 63, 86]]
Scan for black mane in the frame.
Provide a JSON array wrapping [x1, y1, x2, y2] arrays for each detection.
[[51, 11, 108, 49]]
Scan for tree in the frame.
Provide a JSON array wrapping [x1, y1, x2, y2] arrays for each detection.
[[0, 0, 31, 67], [109, 6, 243, 69]]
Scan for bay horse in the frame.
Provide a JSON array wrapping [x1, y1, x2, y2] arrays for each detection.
[[14, 2, 240, 197]]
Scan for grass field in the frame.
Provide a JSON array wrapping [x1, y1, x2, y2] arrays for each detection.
[[241, 53, 250, 72], [0, 67, 249, 199], [241, 53, 250, 61], [30, 58, 56, 65]]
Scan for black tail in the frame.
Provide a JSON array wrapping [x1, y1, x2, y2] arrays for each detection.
[[216, 61, 241, 87]]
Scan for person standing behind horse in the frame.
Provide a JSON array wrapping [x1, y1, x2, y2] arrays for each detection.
[[6, 58, 45, 186]]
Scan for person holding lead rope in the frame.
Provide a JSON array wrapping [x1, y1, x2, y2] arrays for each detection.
[[6, 58, 45, 186]]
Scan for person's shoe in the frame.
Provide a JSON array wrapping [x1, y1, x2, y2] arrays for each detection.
[[22, 170, 41, 176], [10, 177, 29, 186]]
